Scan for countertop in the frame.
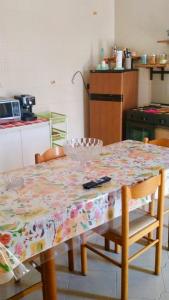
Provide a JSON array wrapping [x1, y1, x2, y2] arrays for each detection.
[[0, 118, 48, 130], [90, 69, 138, 73]]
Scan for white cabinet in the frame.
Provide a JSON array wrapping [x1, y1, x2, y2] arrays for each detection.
[[0, 122, 50, 172], [21, 123, 50, 167], [0, 129, 23, 172]]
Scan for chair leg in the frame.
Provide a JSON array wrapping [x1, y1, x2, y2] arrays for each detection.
[[105, 238, 110, 251], [81, 235, 87, 275], [168, 216, 169, 251], [67, 239, 74, 272], [121, 244, 129, 300], [115, 243, 121, 254], [148, 200, 154, 239], [155, 226, 163, 275]]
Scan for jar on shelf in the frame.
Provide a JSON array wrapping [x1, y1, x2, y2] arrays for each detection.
[[140, 54, 147, 64], [159, 53, 167, 64], [149, 54, 156, 64]]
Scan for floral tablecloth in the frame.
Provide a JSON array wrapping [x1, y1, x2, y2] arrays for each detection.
[[1, 140, 169, 284]]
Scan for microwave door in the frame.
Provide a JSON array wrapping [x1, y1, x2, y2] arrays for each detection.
[[0, 103, 12, 118]]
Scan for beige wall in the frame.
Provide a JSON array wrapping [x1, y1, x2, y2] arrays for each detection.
[[0, 0, 115, 138], [3, 0, 168, 138], [115, 0, 169, 106]]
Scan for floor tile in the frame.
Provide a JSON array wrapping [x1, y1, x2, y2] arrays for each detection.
[[161, 259, 169, 293], [68, 269, 117, 300], [156, 291, 169, 300], [0, 267, 41, 300], [116, 265, 165, 300]]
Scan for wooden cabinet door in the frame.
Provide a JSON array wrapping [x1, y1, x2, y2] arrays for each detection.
[[89, 72, 123, 94], [89, 100, 122, 145], [21, 123, 50, 166], [0, 129, 22, 172]]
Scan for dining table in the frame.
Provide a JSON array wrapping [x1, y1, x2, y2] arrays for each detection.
[[1, 139, 169, 300]]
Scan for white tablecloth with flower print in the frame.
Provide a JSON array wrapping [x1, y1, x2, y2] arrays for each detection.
[[1, 140, 169, 284]]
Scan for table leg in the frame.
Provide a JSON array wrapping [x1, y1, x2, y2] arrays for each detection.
[[40, 248, 58, 300]]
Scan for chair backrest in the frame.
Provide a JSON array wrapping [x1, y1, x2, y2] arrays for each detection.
[[35, 146, 65, 164], [144, 137, 169, 148], [121, 169, 165, 240]]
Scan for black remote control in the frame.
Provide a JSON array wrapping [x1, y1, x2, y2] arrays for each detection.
[[83, 176, 111, 189], [83, 181, 98, 189]]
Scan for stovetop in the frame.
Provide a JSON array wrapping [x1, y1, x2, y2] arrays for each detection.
[[126, 104, 169, 127], [132, 104, 169, 113]]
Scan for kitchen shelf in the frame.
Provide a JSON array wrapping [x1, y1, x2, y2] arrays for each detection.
[[37, 112, 67, 147], [136, 63, 169, 68], [136, 63, 169, 80], [157, 40, 169, 43], [108, 56, 140, 62]]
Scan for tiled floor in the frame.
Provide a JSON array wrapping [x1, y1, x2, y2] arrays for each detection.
[[1, 217, 169, 300]]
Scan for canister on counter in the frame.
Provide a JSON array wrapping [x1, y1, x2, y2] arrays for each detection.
[[159, 53, 167, 64], [140, 54, 147, 64], [149, 54, 156, 65]]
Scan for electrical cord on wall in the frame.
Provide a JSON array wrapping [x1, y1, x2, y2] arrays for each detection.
[[71, 71, 89, 97]]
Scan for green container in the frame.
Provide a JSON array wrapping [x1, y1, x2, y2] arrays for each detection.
[[37, 111, 67, 148], [37, 112, 66, 124]]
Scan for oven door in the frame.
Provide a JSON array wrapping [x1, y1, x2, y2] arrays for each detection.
[[126, 121, 155, 141]]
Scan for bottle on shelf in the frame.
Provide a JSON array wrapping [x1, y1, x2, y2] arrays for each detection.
[[115, 50, 123, 69], [140, 54, 148, 64], [124, 48, 132, 70], [100, 47, 104, 62], [96, 47, 109, 70], [112, 45, 117, 58]]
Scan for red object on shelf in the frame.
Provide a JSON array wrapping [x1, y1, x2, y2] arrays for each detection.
[[144, 109, 159, 114], [0, 118, 48, 129]]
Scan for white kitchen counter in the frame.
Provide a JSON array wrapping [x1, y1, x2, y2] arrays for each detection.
[[0, 119, 50, 172]]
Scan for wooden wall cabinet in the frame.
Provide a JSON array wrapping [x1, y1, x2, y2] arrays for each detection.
[[89, 70, 138, 145]]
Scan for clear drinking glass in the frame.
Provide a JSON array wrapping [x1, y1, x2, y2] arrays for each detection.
[[0, 174, 24, 193]]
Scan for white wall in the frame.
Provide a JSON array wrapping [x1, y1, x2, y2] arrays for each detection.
[[0, 0, 115, 138], [115, 0, 169, 106]]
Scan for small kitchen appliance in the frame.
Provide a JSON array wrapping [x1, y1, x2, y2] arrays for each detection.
[[0, 98, 21, 124], [14, 95, 37, 121]]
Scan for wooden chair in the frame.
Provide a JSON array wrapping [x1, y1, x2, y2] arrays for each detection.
[[35, 146, 74, 272], [35, 146, 65, 164], [144, 137, 169, 250], [144, 137, 169, 148], [81, 169, 165, 300], [7, 146, 74, 300]]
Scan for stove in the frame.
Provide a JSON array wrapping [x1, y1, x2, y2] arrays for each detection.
[[125, 104, 169, 141], [126, 104, 169, 127]]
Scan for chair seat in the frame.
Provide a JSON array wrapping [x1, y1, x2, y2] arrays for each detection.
[[95, 209, 157, 238]]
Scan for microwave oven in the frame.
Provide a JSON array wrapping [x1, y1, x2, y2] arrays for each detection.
[[0, 99, 21, 123]]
